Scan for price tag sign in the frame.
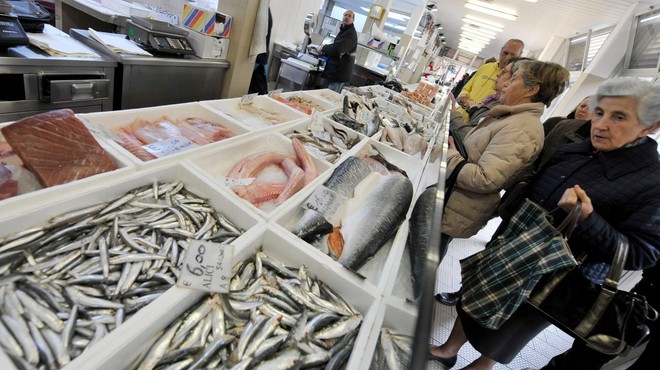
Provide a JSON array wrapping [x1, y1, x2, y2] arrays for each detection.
[[221, 177, 254, 187], [302, 185, 347, 226], [142, 136, 198, 158], [268, 89, 283, 98], [310, 110, 324, 132], [239, 93, 258, 107], [177, 240, 234, 293]]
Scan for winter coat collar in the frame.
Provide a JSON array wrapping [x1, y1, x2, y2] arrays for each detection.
[[484, 102, 544, 120], [561, 137, 659, 180]]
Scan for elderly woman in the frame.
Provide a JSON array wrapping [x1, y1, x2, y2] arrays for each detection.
[[442, 60, 569, 241], [430, 77, 660, 370], [543, 95, 593, 135]]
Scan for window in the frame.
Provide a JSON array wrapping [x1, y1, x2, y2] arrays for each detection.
[[628, 9, 660, 70], [566, 27, 612, 72]]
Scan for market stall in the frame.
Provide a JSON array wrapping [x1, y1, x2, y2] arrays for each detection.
[[0, 85, 451, 370]]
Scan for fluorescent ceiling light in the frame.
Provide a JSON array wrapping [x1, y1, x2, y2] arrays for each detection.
[[525, 0, 538, 2], [461, 25, 498, 37], [640, 13, 660, 23], [387, 10, 410, 22], [460, 39, 487, 49], [461, 29, 495, 41], [462, 19, 503, 33], [465, 0, 517, 21], [464, 14, 505, 29], [460, 45, 483, 54], [460, 35, 491, 45]]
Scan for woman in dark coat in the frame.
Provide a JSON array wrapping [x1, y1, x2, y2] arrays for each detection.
[[429, 77, 660, 369], [321, 10, 357, 93]]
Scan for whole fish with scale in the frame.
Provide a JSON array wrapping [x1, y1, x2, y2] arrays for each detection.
[[0, 181, 243, 369]]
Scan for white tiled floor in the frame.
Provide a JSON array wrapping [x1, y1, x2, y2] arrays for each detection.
[[427, 218, 575, 370]]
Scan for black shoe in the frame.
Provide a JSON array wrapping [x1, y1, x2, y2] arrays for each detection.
[[427, 352, 458, 368], [435, 290, 461, 306]]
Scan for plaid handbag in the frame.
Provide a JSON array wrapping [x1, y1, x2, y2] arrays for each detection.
[[460, 198, 581, 330]]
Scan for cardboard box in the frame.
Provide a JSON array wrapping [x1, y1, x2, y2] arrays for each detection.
[[186, 29, 229, 59], [181, 3, 232, 38]]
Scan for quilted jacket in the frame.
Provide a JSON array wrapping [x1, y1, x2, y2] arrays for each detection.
[[529, 138, 660, 282]]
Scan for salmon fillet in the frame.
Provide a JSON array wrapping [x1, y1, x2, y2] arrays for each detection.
[[1, 109, 117, 188], [0, 164, 18, 200]]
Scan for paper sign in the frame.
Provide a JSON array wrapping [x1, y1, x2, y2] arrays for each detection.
[[239, 93, 258, 107], [221, 177, 254, 187], [82, 120, 120, 142], [303, 186, 347, 226], [177, 240, 234, 293], [268, 89, 283, 98], [310, 110, 324, 132], [142, 136, 198, 158]]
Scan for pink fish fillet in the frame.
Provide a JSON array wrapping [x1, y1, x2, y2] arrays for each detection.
[[175, 120, 210, 145], [114, 128, 157, 162], [275, 157, 305, 204], [130, 116, 181, 144], [0, 164, 18, 200], [184, 117, 235, 142], [291, 138, 316, 185], [227, 151, 297, 180], [233, 182, 286, 205]]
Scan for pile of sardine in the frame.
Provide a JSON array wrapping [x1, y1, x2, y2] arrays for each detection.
[[370, 328, 413, 370], [0, 181, 243, 370], [134, 250, 362, 370], [286, 120, 362, 163]]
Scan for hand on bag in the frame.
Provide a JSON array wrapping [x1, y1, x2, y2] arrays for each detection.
[[558, 185, 594, 221], [457, 95, 469, 108]]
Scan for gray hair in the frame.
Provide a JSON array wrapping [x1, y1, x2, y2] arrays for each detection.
[[590, 77, 660, 128]]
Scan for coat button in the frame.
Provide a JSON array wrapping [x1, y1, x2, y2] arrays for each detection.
[[560, 175, 566, 179]]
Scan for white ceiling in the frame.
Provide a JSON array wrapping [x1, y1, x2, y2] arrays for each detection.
[[333, 0, 659, 58]]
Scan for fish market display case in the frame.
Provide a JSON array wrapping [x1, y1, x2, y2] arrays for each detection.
[[0, 83, 452, 370], [70, 29, 229, 110], [0, 47, 116, 122]]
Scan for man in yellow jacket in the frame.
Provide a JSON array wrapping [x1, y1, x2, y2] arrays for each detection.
[[456, 39, 525, 121]]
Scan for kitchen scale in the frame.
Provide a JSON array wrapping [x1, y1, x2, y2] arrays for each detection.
[[125, 16, 195, 56], [0, 0, 29, 46]]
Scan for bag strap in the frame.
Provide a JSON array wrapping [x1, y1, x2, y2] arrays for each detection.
[[555, 199, 582, 239], [574, 235, 629, 337]]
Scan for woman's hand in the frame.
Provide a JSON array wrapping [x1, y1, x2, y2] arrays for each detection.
[[558, 185, 594, 221], [448, 135, 456, 150]]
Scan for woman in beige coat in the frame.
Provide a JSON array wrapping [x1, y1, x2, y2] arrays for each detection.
[[442, 60, 569, 240]]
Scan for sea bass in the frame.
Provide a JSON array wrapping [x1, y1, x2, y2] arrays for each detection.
[[330, 172, 413, 270], [291, 156, 372, 241], [408, 186, 437, 300]]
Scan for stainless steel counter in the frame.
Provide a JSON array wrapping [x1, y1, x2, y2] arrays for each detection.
[[0, 46, 116, 121], [70, 29, 230, 110]]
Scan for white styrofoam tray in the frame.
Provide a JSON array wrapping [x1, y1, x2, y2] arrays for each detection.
[[303, 88, 344, 106], [200, 95, 307, 131], [185, 132, 332, 219], [0, 121, 136, 223], [274, 116, 367, 164], [66, 225, 381, 370], [269, 91, 341, 115], [77, 102, 251, 168]]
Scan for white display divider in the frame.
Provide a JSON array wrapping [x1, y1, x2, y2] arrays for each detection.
[[373, 97, 424, 122], [183, 131, 333, 220], [0, 120, 136, 223], [0, 162, 264, 243], [200, 95, 308, 131], [303, 88, 344, 106], [272, 116, 368, 164], [76, 102, 252, 169], [269, 91, 341, 116]]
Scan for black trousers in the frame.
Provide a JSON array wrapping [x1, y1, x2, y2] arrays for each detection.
[[248, 64, 268, 95]]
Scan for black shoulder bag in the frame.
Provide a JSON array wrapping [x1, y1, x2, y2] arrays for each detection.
[[528, 236, 658, 355]]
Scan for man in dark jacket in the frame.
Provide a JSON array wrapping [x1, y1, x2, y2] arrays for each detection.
[[321, 10, 357, 93]]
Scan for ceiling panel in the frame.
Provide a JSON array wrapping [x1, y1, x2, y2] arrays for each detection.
[[332, 0, 658, 59]]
